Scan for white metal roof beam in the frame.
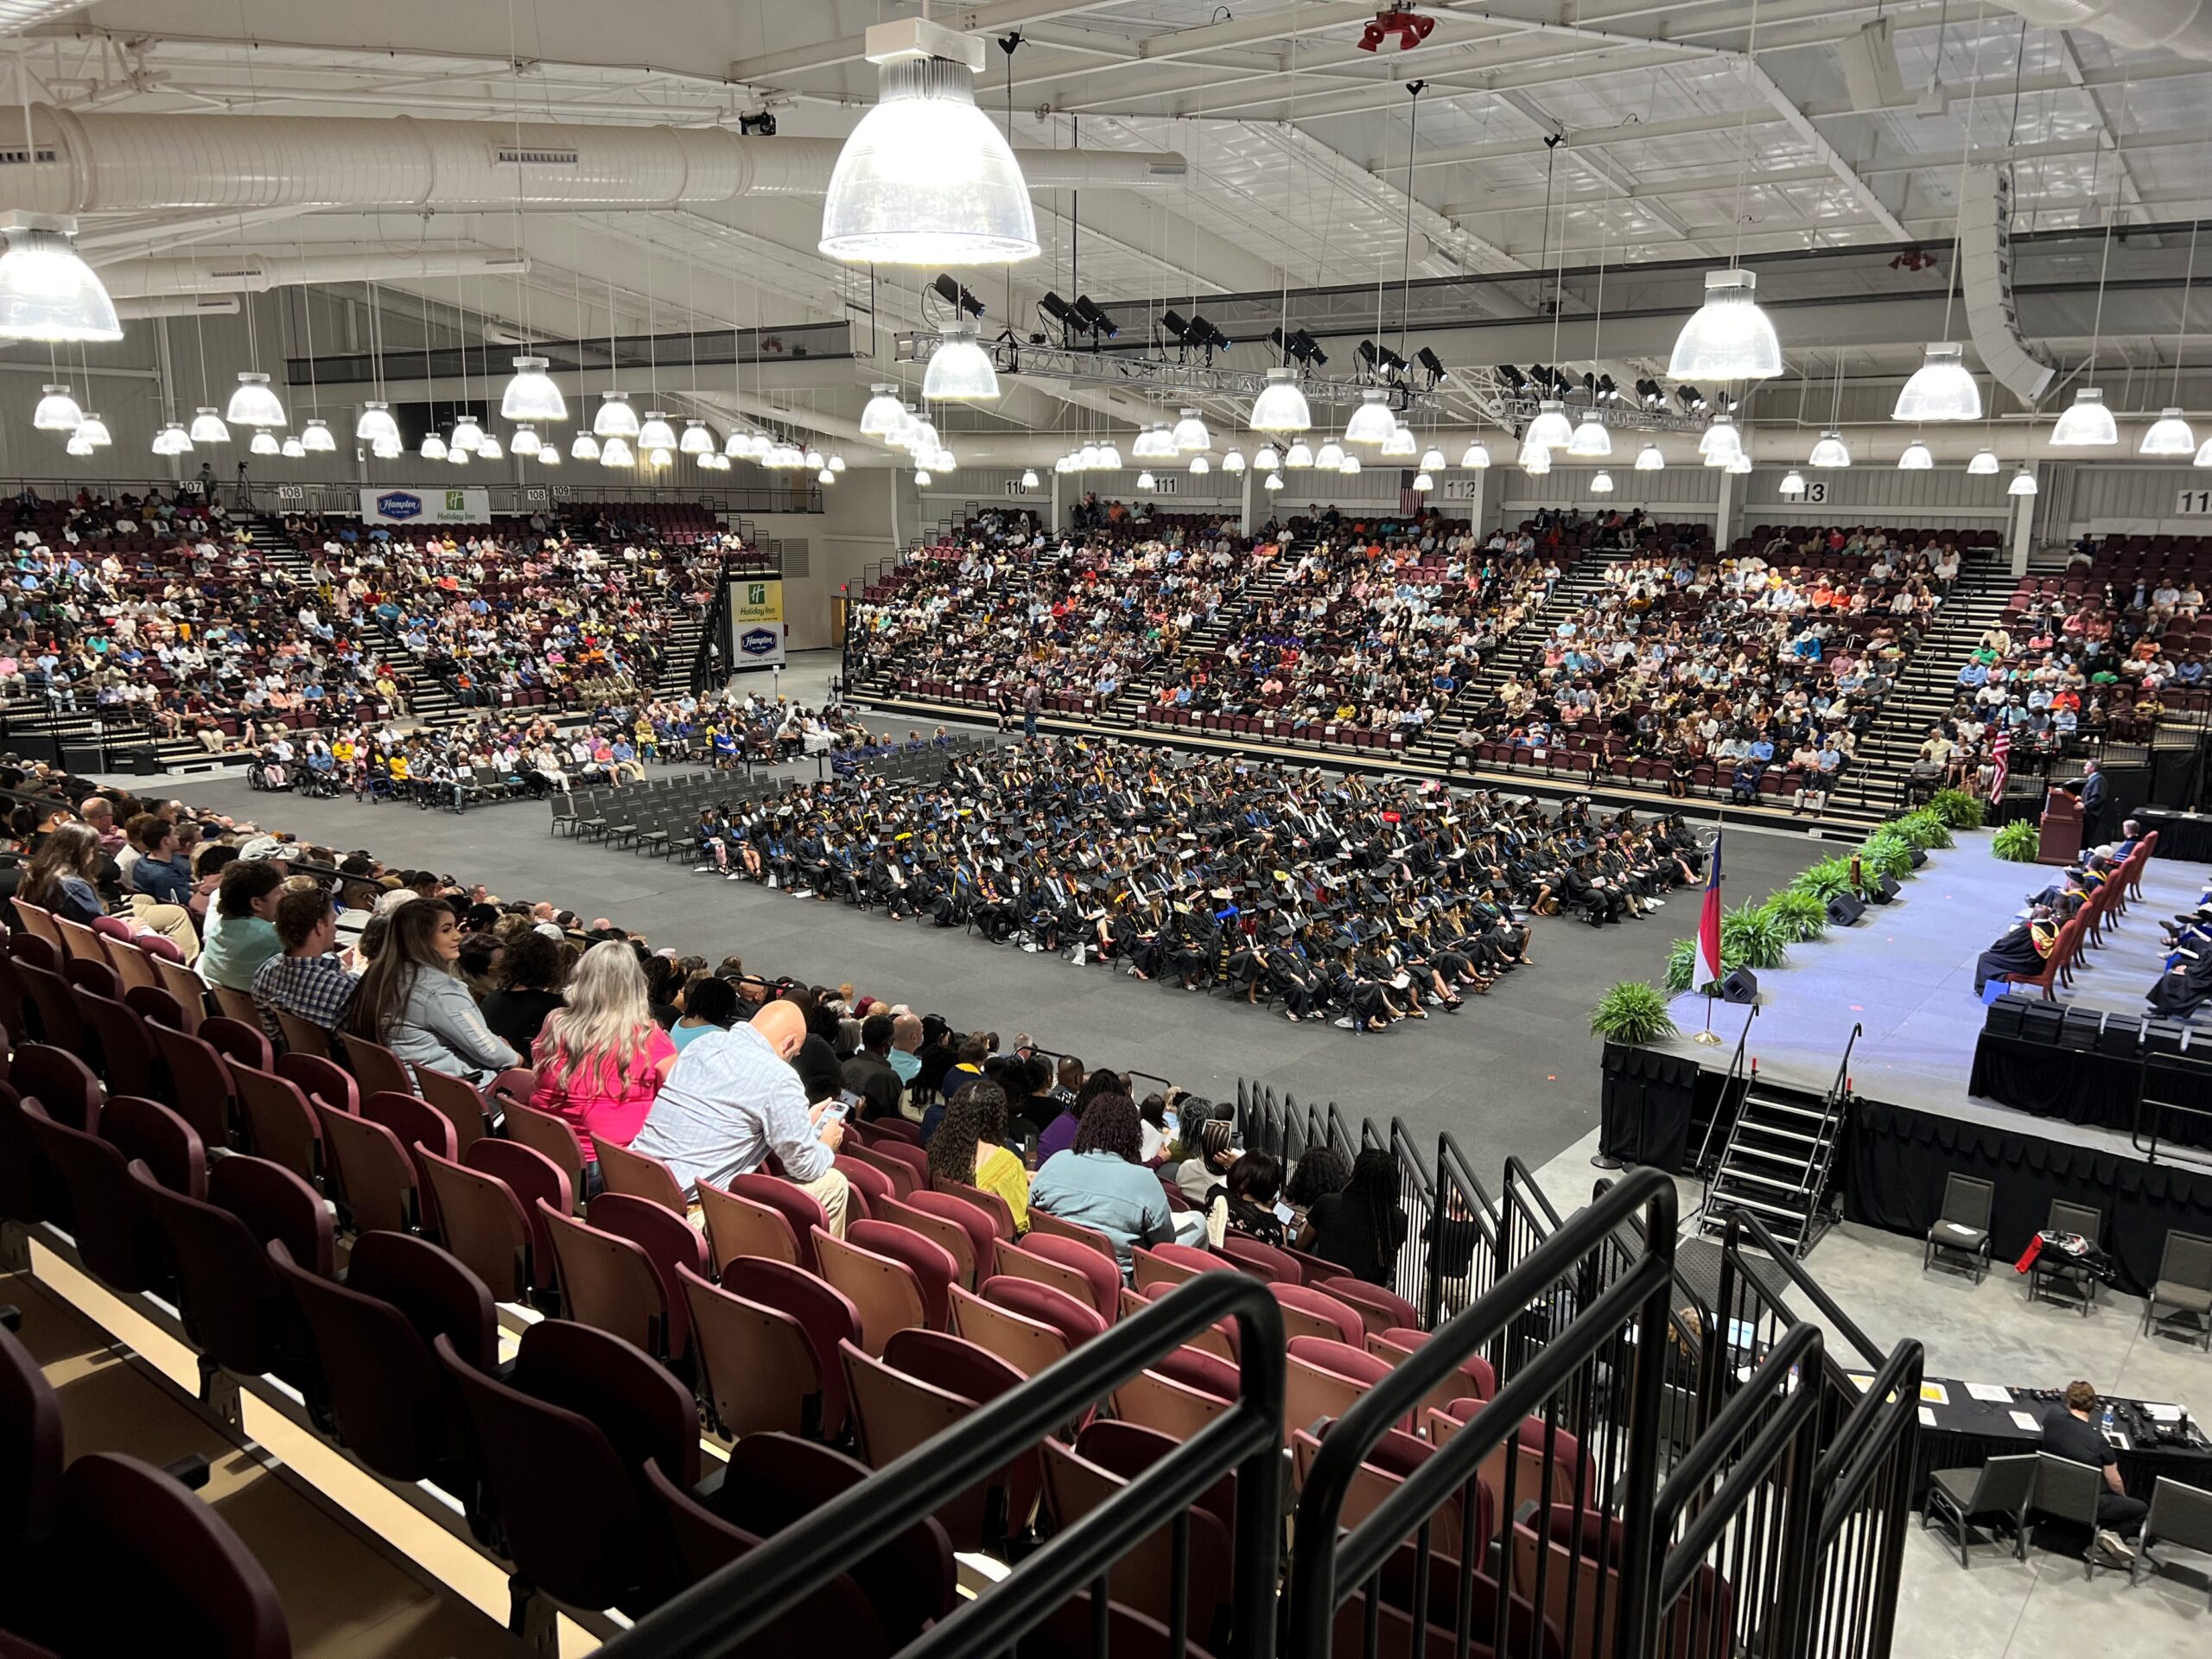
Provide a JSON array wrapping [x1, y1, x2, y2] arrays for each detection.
[[721, 3, 1126, 88], [1750, 62, 1908, 241], [2050, 30, 2145, 221], [1496, 88, 1711, 258]]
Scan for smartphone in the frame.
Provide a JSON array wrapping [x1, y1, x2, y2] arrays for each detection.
[[838, 1089, 866, 1111], [1274, 1202, 1297, 1228], [818, 1102, 849, 1124]]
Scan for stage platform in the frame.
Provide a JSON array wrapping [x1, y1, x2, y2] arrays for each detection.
[[1651, 829, 2207, 1160]]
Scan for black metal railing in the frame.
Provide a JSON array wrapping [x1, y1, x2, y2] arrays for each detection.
[[1426, 1131, 1502, 1329], [596, 1273, 1286, 1659], [1691, 1001, 1759, 1183], [1288, 1169, 1681, 1659], [1384, 1117, 1434, 1318]]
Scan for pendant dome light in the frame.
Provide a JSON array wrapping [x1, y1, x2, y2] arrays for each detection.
[[151, 422, 189, 456], [421, 430, 448, 461], [1698, 416, 1744, 467], [1053, 454, 1074, 474], [638, 411, 677, 451], [74, 411, 110, 447], [1255, 444, 1281, 470], [2008, 467, 2038, 496], [188, 406, 229, 444], [33, 384, 80, 431], [1778, 469, 1807, 496], [300, 418, 335, 453], [1077, 442, 1102, 470], [354, 402, 401, 448], [1344, 389, 1397, 446], [1566, 417, 1611, 458], [1808, 429, 1851, 468], [571, 430, 600, 461], [65, 430, 92, 457], [594, 391, 640, 440], [1460, 441, 1491, 469], [1020, 468, 1039, 487], [820, 22, 1039, 265], [1413, 471, 1435, 492], [922, 327, 1001, 402], [1097, 441, 1123, 470], [1172, 408, 1211, 452], [860, 385, 906, 437], [1669, 268, 1782, 381], [281, 435, 306, 459], [1189, 454, 1210, 475], [679, 419, 715, 455], [1381, 423, 1418, 460], [1313, 439, 1345, 471], [1524, 400, 1573, 450], [249, 429, 279, 456], [2142, 207, 2202, 457], [1338, 453, 1360, 475], [1136, 469, 1156, 490], [2050, 388, 2118, 447], [804, 446, 827, 470], [1132, 423, 1172, 461], [1897, 440, 1934, 470], [477, 434, 504, 461], [913, 467, 933, 486], [0, 214, 121, 342], [2197, 435, 2212, 467], [1249, 367, 1312, 434], [450, 413, 485, 453], [1284, 441, 1313, 468], [511, 426, 543, 457], [1894, 343, 1981, 422], [1966, 448, 1999, 475], [1417, 446, 1446, 472], [1222, 448, 1247, 474], [601, 435, 635, 468], [500, 355, 567, 423], [226, 371, 285, 429], [448, 443, 469, 465], [829, 454, 848, 473], [1634, 444, 1664, 472], [538, 445, 561, 468], [1518, 440, 1551, 475]]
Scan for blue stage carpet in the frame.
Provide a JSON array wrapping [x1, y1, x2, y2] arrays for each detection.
[[1653, 832, 2206, 1121]]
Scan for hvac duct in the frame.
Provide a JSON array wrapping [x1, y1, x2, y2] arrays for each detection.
[[93, 251, 528, 296], [1994, 2, 2212, 59], [1958, 166, 2056, 408], [0, 3, 89, 36], [7, 107, 1185, 217], [113, 295, 239, 321]]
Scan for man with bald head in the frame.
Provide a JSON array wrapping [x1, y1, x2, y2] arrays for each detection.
[[631, 995, 849, 1234]]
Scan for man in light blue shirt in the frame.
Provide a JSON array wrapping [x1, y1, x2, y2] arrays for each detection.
[[631, 1000, 850, 1233]]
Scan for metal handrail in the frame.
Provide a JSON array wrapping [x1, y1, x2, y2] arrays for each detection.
[[1827, 1020, 1864, 1110], [596, 1272, 1286, 1659], [1719, 1210, 1885, 1370], [1288, 1168, 1680, 1659], [1692, 1001, 1760, 1181]]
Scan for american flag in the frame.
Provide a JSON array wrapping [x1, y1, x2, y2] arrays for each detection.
[[1399, 470, 1422, 518], [1989, 729, 2011, 804]]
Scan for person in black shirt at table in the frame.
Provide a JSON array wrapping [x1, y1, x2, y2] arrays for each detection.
[[2041, 1379, 2147, 1563]]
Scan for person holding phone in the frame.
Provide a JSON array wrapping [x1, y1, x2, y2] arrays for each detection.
[[251, 878, 359, 1043]]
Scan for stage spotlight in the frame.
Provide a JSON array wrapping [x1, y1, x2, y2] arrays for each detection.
[[1160, 309, 1191, 344], [1596, 374, 1618, 402], [1416, 346, 1447, 385], [1377, 345, 1408, 378], [1071, 295, 1118, 339], [1495, 364, 1528, 391], [1190, 315, 1232, 352], [931, 273, 986, 318], [1296, 332, 1326, 368]]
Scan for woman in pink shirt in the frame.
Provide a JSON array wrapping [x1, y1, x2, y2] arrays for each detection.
[[530, 941, 677, 1195]]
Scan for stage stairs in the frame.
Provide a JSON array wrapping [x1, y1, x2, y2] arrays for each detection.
[[1695, 1067, 1850, 1260]]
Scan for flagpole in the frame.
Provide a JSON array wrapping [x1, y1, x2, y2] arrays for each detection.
[[1692, 822, 1724, 1042], [1693, 988, 1722, 1044]]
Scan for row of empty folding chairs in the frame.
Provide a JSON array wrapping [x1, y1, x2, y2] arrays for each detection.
[[546, 769, 721, 846]]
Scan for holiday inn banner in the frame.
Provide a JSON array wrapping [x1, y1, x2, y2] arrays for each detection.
[[730, 577, 787, 668], [359, 486, 493, 524]]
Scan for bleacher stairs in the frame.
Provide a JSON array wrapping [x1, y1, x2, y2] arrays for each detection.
[[1112, 542, 1304, 715]]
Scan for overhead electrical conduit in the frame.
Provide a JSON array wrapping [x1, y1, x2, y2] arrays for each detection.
[[6, 106, 1185, 216], [92, 251, 529, 294]]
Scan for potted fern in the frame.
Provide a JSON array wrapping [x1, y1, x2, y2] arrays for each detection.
[[1993, 819, 2039, 862], [1591, 980, 1678, 1046], [1761, 887, 1829, 944], [1929, 788, 1986, 830]]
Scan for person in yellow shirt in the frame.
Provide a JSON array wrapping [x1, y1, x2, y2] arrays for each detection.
[[925, 1081, 1030, 1232]]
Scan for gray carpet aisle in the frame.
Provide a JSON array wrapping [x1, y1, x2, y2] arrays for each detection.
[[156, 772, 1827, 1176]]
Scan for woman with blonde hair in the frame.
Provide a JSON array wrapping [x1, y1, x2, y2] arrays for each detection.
[[530, 940, 677, 1191]]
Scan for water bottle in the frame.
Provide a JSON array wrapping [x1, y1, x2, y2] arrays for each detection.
[[2101, 1402, 2116, 1441]]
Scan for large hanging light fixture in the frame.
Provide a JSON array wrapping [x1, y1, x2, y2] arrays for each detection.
[[638, 411, 677, 451], [511, 425, 543, 457], [1189, 454, 1211, 475], [420, 429, 448, 461], [923, 327, 1001, 402], [1778, 469, 1807, 496], [1413, 470, 1435, 492], [1966, 448, 1999, 475], [1669, 269, 1782, 380], [1136, 469, 1156, 490], [150, 422, 189, 456], [1338, 453, 1360, 475], [820, 19, 1039, 265], [804, 446, 827, 470], [1417, 446, 1446, 472], [1097, 441, 1123, 470], [2050, 388, 2118, 447], [32, 384, 80, 431], [1588, 471, 1612, 493], [1264, 472, 1285, 491], [450, 413, 485, 453], [249, 429, 279, 456], [1460, 440, 1491, 469], [1727, 452, 1753, 474], [1808, 429, 1851, 468], [1893, 343, 1981, 422], [1566, 416, 1611, 458], [571, 430, 600, 461], [2008, 467, 2038, 496], [500, 355, 567, 423], [1284, 440, 1313, 468], [1698, 416, 1744, 467], [477, 434, 504, 461], [283, 435, 308, 459], [913, 466, 933, 486], [0, 214, 121, 343], [354, 401, 401, 448], [1172, 409, 1211, 452], [538, 443, 562, 468], [679, 419, 715, 455], [1897, 440, 1934, 470], [1132, 423, 1172, 461], [2197, 435, 2212, 467], [1634, 444, 1664, 472], [859, 385, 906, 437], [188, 406, 229, 444], [226, 371, 285, 429], [1020, 467, 1039, 487], [74, 411, 110, 447], [1222, 448, 1246, 474], [1525, 399, 1573, 450], [1255, 443, 1281, 470], [2141, 408, 2196, 457], [1249, 367, 1311, 433], [1381, 423, 1418, 460], [1344, 389, 1396, 446], [594, 391, 640, 439], [64, 431, 92, 457], [1313, 438, 1346, 471], [1519, 441, 1552, 475], [448, 443, 469, 466], [600, 435, 635, 467]]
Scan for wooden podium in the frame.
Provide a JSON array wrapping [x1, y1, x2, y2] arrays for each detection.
[[2037, 787, 2082, 867]]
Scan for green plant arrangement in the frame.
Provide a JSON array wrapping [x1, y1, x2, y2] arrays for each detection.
[[1790, 856, 1856, 901], [1721, 899, 1789, 970], [1665, 935, 1738, 993], [1590, 980, 1679, 1046], [1992, 819, 2040, 862], [1856, 832, 1916, 881], [1893, 810, 1954, 852], [1929, 788, 1986, 830], [1761, 887, 1830, 944]]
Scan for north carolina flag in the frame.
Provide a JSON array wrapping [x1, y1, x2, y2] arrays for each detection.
[[1697, 831, 1726, 989]]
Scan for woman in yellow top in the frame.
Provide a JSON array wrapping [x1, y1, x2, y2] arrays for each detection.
[[925, 1081, 1030, 1232]]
